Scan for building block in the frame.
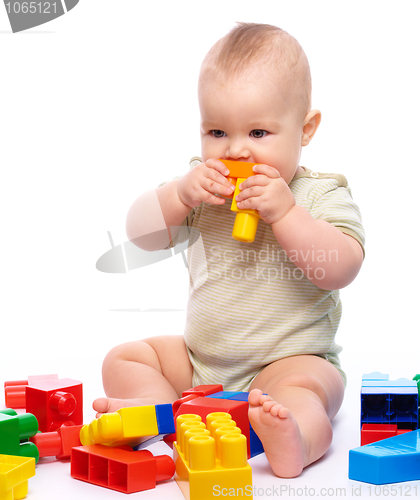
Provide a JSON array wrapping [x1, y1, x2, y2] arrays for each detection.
[[361, 373, 418, 430], [0, 410, 39, 463], [80, 404, 174, 447], [175, 396, 251, 458], [173, 395, 201, 416], [155, 404, 176, 435], [173, 412, 252, 500], [30, 424, 83, 460], [25, 377, 83, 432], [362, 372, 390, 381], [71, 444, 175, 493], [0, 455, 36, 500], [206, 391, 242, 400], [349, 429, 420, 484], [4, 381, 28, 409], [361, 424, 411, 446], [219, 159, 259, 243], [182, 385, 223, 398], [226, 392, 251, 402], [249, 426, 264, 458], [4, 375, 60, 410]]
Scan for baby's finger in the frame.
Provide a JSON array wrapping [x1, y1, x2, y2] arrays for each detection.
[[199, 185, 228, 205], [252, 164, 281, 178], [204, 175, 235, 197], [204, 160, 236, 193], [205, 158, 230, 177], [238, 175, 269, 191], [236, 185, 264, 203]]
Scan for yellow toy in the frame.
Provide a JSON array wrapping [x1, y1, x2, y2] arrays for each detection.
[[220, 159, 259, 243], [0, 455, 35, 500], [173, 412, 253, 500], [80, 405, 159, 447]]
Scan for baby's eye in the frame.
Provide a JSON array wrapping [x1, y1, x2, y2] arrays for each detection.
[[251, 129, 268, 139], [211, 130, 226, 138]]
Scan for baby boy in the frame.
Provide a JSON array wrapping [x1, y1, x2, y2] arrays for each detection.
[[93, 23, 365, 478]]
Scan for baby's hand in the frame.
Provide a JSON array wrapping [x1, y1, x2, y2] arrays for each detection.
[[177, 158, 235, 208], [235, 164, 295, 225]]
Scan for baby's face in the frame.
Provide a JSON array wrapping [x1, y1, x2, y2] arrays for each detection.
[[199, 71, 307, 184]]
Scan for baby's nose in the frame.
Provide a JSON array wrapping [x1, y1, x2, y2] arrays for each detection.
[[226, 140, 251, 161]]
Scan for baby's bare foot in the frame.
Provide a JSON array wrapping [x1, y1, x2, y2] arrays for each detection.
[[248, 389, 307, 478], [92, 397, 164, 418]]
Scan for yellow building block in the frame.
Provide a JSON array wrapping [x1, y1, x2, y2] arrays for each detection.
[[220, 160, 260, 243], [173, 413, 253, 500], [80, 406, 159, 447], [0, 455, 35, 500]]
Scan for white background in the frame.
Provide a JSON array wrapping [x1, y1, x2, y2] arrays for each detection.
[[1, 1, 419, 499]]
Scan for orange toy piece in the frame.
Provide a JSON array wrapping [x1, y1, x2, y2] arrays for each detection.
[[220, 159, 259, 243]]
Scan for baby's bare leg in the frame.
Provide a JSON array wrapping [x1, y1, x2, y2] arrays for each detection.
[[93, 335, 193, 415], [248, 355, 344, 478]]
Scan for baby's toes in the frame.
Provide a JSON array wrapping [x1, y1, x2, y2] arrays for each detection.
[[248, 389, 263, 406], [262, 400, 280, 413]]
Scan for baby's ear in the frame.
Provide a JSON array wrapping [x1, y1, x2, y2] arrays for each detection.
[[302, 110, 321, 146]]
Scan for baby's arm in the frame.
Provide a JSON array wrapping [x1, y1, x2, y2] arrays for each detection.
[[126, 159, 234, 250], [235, 163, 363, 290], [272, 207, 363, 290]]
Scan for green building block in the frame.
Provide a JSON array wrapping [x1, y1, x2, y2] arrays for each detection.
[[413, 375, 420, 427], [0, 409, 39, 463]]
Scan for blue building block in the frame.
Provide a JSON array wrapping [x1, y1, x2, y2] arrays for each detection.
[[226, 392, 250, 402], [155, 404, 175, 434], [361, 374, 418, 430], [349, 429, 420, 484], [132, 404, 175, 451], [206, 391, 243, 399], [362, 372, 389, 382], [249, 425, 264, 458]]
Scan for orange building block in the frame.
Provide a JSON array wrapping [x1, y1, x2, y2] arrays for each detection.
[[220, 159, 259, 243]]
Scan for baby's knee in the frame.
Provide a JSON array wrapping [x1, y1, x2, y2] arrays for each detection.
[[277, 372, 326, 399], [102, 340, 148, 372]]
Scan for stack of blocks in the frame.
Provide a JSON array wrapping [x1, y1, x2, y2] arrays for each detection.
[[173, 385, 263, 459], [2, 380, 260, 498], [173, 412, 252, 500], [349, 372, 420, 484], [360, 372, 418, 431]]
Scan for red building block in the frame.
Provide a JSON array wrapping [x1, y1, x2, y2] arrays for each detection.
[[4, 375, 60, 409], [4, 380, 29, 409], [26, 377, 83, 432], [174, 396, 250, 458], [30, 424, 83, 460], [71, 444, 175, 493], [361, 423, 412, 446], [173, 386, 224, 417], [181, 385, 223, 398]]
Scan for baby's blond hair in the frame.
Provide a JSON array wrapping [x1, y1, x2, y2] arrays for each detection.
[[199, 23, 312, 120]]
